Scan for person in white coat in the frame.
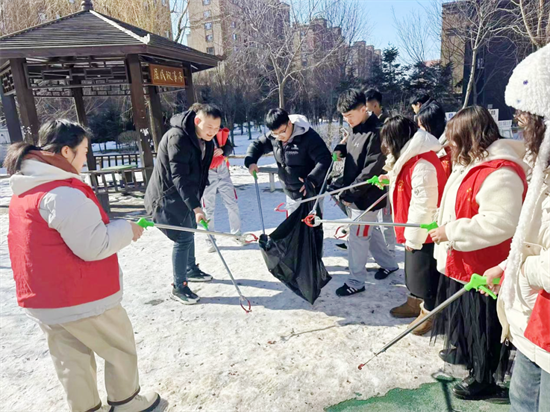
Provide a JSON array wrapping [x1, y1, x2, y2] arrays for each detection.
[[428, 106, 528, 402], [5, 120, 160, 412], [482, 44, 550, 412], [379, 116, 447, 336]]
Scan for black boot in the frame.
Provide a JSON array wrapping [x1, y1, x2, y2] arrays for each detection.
[[439, 348, 467, 365], [452, 375, 509, 403]]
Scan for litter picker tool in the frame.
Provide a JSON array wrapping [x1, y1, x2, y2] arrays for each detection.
[[309, 152, 339, 215], [252, 170, 266, 235], [292, 179, 374, 206], [304, 216, 438, 231], [357, 274, 501, 370], [137, 218, 258, 244], [333, 192, 388, 239]]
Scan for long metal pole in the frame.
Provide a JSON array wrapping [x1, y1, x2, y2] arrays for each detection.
[[253, 172, 266, 235], [358, 288, 468, 369]]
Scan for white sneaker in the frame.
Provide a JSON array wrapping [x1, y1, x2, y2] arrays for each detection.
[[206, 242, 216, 253], [109, 392, 160, 412]]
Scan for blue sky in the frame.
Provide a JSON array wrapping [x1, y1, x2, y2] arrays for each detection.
[[358, 0, 441, 61], [175, 0, 442, 62]]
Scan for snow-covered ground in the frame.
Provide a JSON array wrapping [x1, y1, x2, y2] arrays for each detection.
[[0, 127, 446, 412]]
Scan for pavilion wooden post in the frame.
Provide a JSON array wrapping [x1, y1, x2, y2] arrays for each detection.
[[127, 54, 154, 183], [72, 83, 97, 171], [183, 63, 195, 106], [11, 58, 39, 144], [147, 85, 164, 151], [0, 87, 23, 143]]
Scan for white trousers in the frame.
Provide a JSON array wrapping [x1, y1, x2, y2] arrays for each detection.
[[347, 208, 398, 288], [201, 163, 241, 234]]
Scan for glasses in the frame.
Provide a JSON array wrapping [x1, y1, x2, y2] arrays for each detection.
[[272, 124, 289, 137]]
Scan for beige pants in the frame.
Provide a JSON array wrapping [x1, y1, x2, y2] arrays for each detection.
[[39, 304, 140, 412]]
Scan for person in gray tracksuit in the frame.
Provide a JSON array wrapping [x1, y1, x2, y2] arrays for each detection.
[[201, 128, 243, 251]]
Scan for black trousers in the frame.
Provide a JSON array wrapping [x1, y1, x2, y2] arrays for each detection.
[[404, 243, 440, 310]]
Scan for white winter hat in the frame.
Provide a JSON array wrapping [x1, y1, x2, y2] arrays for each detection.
[[502, 44, 550, 310], [505, 44, 550, 118]]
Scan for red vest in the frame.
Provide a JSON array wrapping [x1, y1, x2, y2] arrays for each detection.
[[8, 179, 120, 309], [446, 160, 528, 282], [210, 128, 230, 170], [440, 146, 452, 178], [524, 291, 550, 351], [392, 152, 447, 244]]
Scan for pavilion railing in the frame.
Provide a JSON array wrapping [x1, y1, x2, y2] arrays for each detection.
[[94, 152, 157, 169]]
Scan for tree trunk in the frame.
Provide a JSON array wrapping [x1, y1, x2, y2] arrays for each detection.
[[463, 47, 478, 109], [247, 119, 252, 140], [278, 83, 286, 109], [230, 128, 235, 146]]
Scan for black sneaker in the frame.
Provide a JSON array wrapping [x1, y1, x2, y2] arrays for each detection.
[[452, 376, 509, 403], [187, 266, 213, 282], [336, 283, 366, 297], [374, 267, 398, 280], [335, 243, 348, 250], [171, 283, 200, 305]]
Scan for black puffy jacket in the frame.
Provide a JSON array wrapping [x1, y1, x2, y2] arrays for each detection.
[[144, 110, 214, 240], [333, 114, 387, 211], [244, 116, 331, 200]]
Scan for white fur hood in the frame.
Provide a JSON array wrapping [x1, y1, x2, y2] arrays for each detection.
[[384, 130, 442, 179]]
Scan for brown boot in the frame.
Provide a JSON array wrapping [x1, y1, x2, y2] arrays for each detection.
[[411, 302, 433, 336], [390, 295, 422, 318]]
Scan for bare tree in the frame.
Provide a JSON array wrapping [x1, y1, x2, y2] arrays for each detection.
[[509, 0, 550, 48], [392, 7, 434, 64], [170, 0, 190, 44], [227, 0, 364, 109], [425, 0, 517, 108], [0, 0, 174, 38]]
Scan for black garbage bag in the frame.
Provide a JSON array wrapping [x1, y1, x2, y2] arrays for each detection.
[[258, 202, 331, 304]]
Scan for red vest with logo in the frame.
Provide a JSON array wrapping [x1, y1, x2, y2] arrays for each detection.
[[446, 160, 528, 283], [210, 128, 230, 170], [440, 146, 452, 178], [8, 179, 120, 309], [392, 151, 447, 244], [525, 290, 550, 351]]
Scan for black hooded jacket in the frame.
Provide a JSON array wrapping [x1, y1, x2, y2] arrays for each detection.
[[144, 110, 214, 239], [333, 114, 387, 211], [244, 116, 331, 200]]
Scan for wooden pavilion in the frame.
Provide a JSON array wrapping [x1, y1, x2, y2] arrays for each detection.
[[0, 0, 219, 181]]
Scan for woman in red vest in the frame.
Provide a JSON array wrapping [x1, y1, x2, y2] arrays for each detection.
[[379, 116, 447, 336], [5, 120, 160, 412], [428, 106, 528, 402], [483, 45, 550, 412]]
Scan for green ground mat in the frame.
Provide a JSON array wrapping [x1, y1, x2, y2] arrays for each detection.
[[326, 380, 510, 412]]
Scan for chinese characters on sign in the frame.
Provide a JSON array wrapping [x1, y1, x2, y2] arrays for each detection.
[[149, 64, 186, 87]]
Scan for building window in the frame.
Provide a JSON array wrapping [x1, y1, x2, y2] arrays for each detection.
[[232, 33, 238, 41], [165, 30, 171, 38], [207, 47, 215, 54], [204, 22, 212, 30], [203, 10, 211, 18], [231, 21, 236, 28], [206, 34, 213, 42], [162, 0, 168, 5], [203, 0, 211, 5]]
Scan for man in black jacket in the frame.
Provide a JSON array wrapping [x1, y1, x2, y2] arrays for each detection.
[[145, 104, 222, 304], [333, 89, 399, 297], [244, 108, 331, 215]]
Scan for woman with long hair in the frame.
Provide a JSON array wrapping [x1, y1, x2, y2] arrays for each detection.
[[428, 106, 528, 402], [379, 116, 447, 335], [483, 44, 550, 412]]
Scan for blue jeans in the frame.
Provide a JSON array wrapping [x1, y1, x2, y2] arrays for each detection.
[[172, 220, 198, 288], [510, 350, 550, 412]]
